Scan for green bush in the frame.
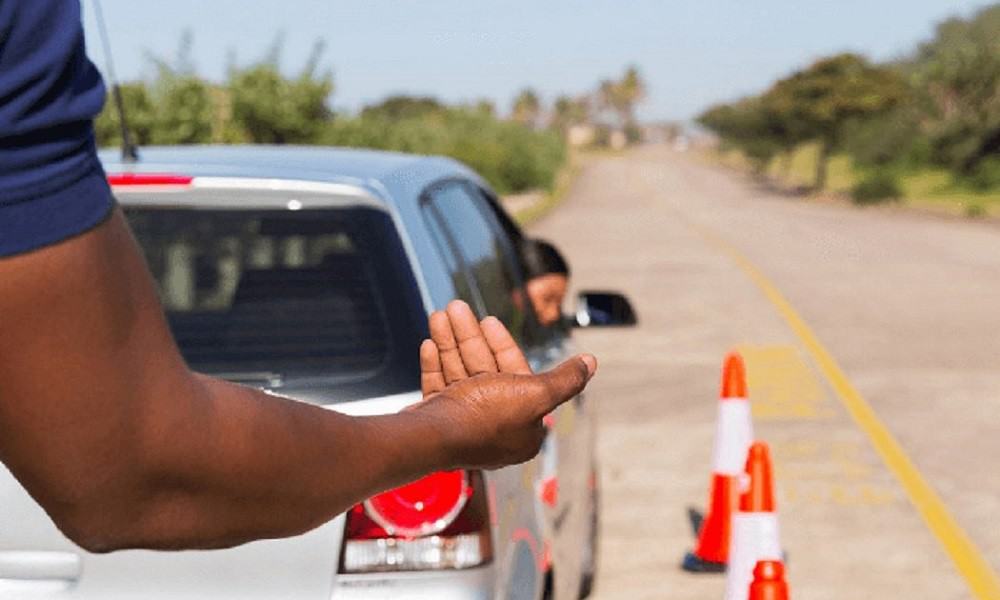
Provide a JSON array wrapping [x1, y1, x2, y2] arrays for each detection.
[[965, 202, 987, 219], [851, 172, 903, 205], [94, 83, 157, 147], [93, 38, 567, 194], [227, 63, 333, 144], [842, 108, 922, 169], [964, 157, 1000, 192], [323, 109, 566, 194], [590, 125, 612, 148], [624, 122, 644, 144]]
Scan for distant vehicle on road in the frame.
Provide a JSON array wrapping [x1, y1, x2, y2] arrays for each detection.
[[0, 146, 635, 600]]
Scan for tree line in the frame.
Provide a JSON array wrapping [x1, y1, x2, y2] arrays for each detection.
[[95, 33, 334, 147], [512, 65, 647, 142], [95, 33, 646, 194], [697, 4, 1000, 197]]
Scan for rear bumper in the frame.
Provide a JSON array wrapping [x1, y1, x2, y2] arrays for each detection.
[[332, 565, 495, 599]]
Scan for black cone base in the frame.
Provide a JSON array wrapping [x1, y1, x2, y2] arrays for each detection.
[[681, 552, 726, 573]]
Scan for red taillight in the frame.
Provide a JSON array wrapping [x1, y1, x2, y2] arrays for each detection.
[[340, 471, 492, 573], [107, 173, 193, 187], [364, 470, 470, 538]]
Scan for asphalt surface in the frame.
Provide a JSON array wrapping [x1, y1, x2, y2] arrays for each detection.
[[529, 144, 1000, 600]]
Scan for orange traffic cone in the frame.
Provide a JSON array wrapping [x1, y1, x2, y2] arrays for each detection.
[[683, 352, 754, 573], [724, 442, 783, 600], [749, 560, 789, 600]]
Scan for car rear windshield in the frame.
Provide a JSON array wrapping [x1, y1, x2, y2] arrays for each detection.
[[124, 205, 426, 402]]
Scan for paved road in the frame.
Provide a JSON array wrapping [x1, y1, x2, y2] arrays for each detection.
[[529, 144, 1000, 599]]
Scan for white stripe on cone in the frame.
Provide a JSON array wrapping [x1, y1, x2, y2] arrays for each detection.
[[712, 399, 754, 476], [724, 512, 782, 600]]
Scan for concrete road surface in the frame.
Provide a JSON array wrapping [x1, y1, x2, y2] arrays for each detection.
[[529, 144, 1000, 599]]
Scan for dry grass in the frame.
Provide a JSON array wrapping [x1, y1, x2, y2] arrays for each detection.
[[506, 151, 585, 226], [702, 144, 1000, 218]]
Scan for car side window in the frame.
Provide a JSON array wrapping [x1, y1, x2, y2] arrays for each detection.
[[421, 199, 480, 309], [469, 185, 559, 346], [423, 181, 525, 337]]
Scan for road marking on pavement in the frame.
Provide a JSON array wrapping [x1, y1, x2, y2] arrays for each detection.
[[738, 345, 834, 420], [692, 223, 1000, 600], [738, 347, 896, 506], [771, 439, 901, 507]]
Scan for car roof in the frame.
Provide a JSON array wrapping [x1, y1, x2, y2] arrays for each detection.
[[98, 145, 484, 202]]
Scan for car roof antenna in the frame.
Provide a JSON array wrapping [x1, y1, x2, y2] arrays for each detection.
[[92, 0, 139, 163]]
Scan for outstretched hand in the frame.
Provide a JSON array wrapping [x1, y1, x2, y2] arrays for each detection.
[[420, 300, 533, 397], [414, 301, 597, 470]]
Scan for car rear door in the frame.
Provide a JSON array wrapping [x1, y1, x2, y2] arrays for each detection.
[[467, 186, 592, 600], [422, 180, 590, 599], [420, 179, 548, 599]]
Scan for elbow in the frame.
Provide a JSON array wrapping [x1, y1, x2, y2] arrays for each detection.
[[55, 514, 126, 554], [13, 383, 210, 553], [35, 464, 169, 553], [45, 485, 152, 554]]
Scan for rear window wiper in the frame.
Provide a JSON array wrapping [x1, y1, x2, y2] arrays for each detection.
[[215, 371, 285, 389]]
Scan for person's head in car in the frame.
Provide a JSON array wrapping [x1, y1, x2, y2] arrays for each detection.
[[520, 238, 570, 328]]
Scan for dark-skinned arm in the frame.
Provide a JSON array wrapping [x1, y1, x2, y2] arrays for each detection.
[[0, 209, 596, 552]]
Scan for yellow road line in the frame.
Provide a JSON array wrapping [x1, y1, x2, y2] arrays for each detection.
[[694, 224, 1000, 600]]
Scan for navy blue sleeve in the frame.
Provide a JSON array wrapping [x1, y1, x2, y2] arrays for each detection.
[[0, 0, 114, 257]]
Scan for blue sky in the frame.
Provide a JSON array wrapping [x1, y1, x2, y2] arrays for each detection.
[[82, 0, 995, 121]]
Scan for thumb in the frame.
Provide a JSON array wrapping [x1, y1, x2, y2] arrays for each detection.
[[534, 354, 597, 415]]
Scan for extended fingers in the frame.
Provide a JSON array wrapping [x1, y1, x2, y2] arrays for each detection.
[[429, 310, 468, 383], [430, 300, 531, 385], [419, 339, 446, 399], [481, 316, 532, 374], [446, 300, 499, 376]]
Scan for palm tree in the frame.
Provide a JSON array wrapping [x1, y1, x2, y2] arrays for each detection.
[[511, 88, 541, 127], [550, 94, 590, 132], [596, 79, 618, 122], [618, 65, 646, 123], [595, 67, 646, 128]]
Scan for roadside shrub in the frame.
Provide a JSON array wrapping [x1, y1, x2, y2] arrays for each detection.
[[322, 109, 566, 194], [965, 202, 986, 219], [842, 108, 922, 169], [94, 82, 157, 147], [964, 157, 1000, 192], [589, 125, 613, 149], [851, 172, 903, 205], [624, 122, 644, 144]]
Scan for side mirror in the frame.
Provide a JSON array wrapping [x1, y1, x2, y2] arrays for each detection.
[[572, 291, 637, 328]]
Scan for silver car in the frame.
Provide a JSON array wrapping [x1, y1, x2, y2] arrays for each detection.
[[0, 146, 634, 600]]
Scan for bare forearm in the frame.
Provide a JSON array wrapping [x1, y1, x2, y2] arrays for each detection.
[[120, 375, 449, 551]]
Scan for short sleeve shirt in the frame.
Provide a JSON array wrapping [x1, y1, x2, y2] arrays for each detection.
[[0, 0, 113, 257]]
